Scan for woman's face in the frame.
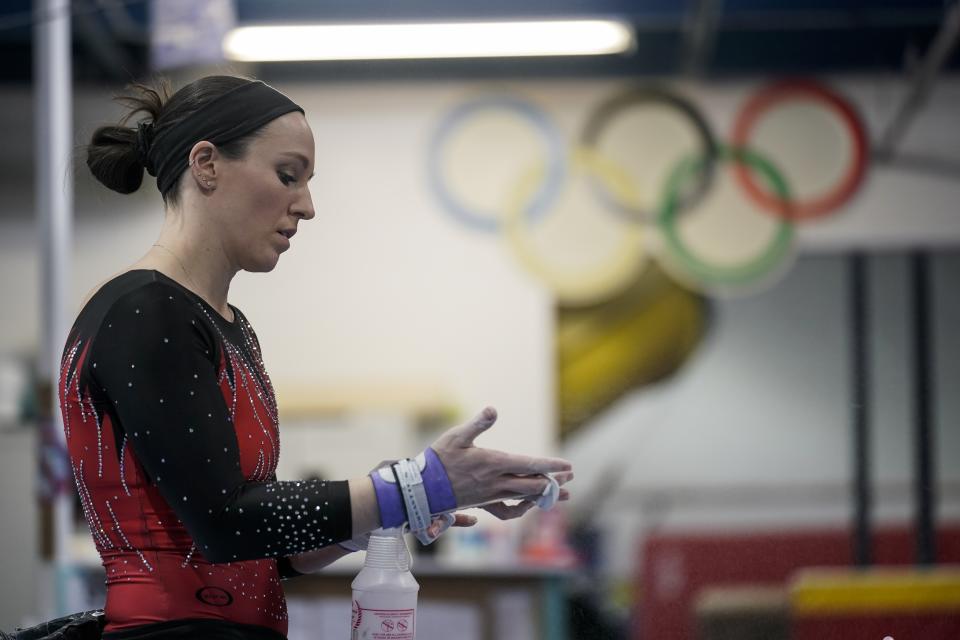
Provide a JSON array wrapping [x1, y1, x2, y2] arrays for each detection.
[[213, 111, 316, 272]]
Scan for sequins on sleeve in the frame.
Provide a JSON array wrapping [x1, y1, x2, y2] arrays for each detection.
[[87, 282, 352, 563]]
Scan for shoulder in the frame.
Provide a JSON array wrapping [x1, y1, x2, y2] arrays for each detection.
[[78, 270, 128, 313], [75, 270, 214, 346], [81, 270, 190, 314]]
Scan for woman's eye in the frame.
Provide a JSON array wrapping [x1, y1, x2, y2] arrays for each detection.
[[278, 172, 296, 186]]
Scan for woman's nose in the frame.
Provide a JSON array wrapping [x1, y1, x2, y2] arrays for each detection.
[[293, 188, 315, 220]]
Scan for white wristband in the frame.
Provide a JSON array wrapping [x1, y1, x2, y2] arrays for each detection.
[[392, 458, 434, 544]]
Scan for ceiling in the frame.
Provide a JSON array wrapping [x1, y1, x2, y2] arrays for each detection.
[[0, 0, 956, 84]]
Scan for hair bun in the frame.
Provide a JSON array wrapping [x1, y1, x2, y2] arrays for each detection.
[[86, 79, 168, 196], [86, 124, 146, 195]]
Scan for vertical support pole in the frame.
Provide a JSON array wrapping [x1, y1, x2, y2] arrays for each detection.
[[682, 0, 723, 77], [33, 0, 74, 614], [849, 253, 871, 567], [875, 0, 960, 159], [911, 251, 936, 566]]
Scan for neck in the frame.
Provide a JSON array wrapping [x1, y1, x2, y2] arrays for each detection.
[[144, 207, 238, 318]]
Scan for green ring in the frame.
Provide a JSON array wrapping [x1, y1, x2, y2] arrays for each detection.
[[658, 145, 794, 286]]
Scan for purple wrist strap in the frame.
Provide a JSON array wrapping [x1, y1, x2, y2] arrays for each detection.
[[422, 448, 457, 514], [369, 448, 458, 528], [370, 469, 406, 529]]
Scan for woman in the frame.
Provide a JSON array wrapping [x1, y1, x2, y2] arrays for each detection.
[[59, 75, 573, 639]]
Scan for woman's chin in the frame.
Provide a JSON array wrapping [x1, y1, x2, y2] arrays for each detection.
[[244, 254, 281, 273]]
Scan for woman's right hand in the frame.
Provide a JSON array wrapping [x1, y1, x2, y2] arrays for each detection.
[[430, 406, 574, 520]]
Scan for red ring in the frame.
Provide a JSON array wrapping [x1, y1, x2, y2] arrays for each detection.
[[731, 79, 869, 220]]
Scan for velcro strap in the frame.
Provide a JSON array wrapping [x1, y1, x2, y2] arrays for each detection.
[[392, 458, 433, 544]]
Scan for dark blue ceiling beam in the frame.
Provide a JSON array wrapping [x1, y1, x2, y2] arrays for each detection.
[[0, 0, 956, 83], [234, 0, 686, 23]]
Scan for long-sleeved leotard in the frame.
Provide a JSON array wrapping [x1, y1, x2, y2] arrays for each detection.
[[58, 269, 352, 639]]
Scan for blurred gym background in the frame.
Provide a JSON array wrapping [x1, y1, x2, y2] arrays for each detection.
[[1, 1, 959, 638]]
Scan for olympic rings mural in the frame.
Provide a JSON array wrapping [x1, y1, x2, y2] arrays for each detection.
[[426, 79, 869, 302]]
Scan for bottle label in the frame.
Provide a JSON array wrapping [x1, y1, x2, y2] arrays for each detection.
[[351, 600, 415, 640]]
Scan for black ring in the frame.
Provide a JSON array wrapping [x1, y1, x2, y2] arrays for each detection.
[[579, 85, 719, 224]]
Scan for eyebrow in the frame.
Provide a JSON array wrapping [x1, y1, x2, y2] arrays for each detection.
[[279, 152, 314, 180]]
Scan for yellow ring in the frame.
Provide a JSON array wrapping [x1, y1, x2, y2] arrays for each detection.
[[501, 147, 648, 306]]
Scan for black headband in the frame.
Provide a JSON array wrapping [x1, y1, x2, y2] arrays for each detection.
[[136, 80, 304, 195]]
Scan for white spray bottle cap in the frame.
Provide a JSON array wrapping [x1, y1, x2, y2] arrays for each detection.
[[363, 527, 412, 571]]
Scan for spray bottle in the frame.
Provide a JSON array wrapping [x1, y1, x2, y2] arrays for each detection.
[[351, 528, 419, 639]]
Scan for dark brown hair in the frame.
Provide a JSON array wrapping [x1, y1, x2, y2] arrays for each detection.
[[86, 75, 263, 208]]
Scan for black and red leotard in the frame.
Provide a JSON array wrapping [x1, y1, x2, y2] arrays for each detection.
[[58, 269, 352, 639]]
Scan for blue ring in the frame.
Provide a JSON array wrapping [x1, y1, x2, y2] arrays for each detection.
[[428, 95, 566, 233]]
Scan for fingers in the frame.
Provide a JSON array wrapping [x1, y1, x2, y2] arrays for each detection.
[[423, 512, 475, 541], [500, 453, 573, 475], [453, 489, 571, 526], [456, 406, 499, 445], [482, 500, 536, 520], [451, 513, 478, 527], [498, 475, 554, 499], [430, 407, 574, 512], [425, 513, 453, 539], [448, 406, 498, 446], [496, 470, 574, 501]]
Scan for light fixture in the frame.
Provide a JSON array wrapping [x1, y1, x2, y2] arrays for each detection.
[[223, 20, 635, 61]]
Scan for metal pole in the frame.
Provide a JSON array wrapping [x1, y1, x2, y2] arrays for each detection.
[[849, 253, 872, 567], [876, 0, 960, 159], [683, 0, 723, 77], [33, 0, 74, 614], [911, 251, 936, 566]]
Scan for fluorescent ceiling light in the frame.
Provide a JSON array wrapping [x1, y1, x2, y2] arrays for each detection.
[[223, 20, 635, 61]]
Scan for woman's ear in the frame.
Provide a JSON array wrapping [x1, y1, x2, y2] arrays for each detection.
[[187, 141, 218, 192]]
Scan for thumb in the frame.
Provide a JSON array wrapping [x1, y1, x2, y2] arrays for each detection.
[[451, 406, 498, 446]]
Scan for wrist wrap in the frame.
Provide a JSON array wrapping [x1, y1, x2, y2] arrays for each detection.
[[369, 447, 457, 536], [370, 466, 406, 529]]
